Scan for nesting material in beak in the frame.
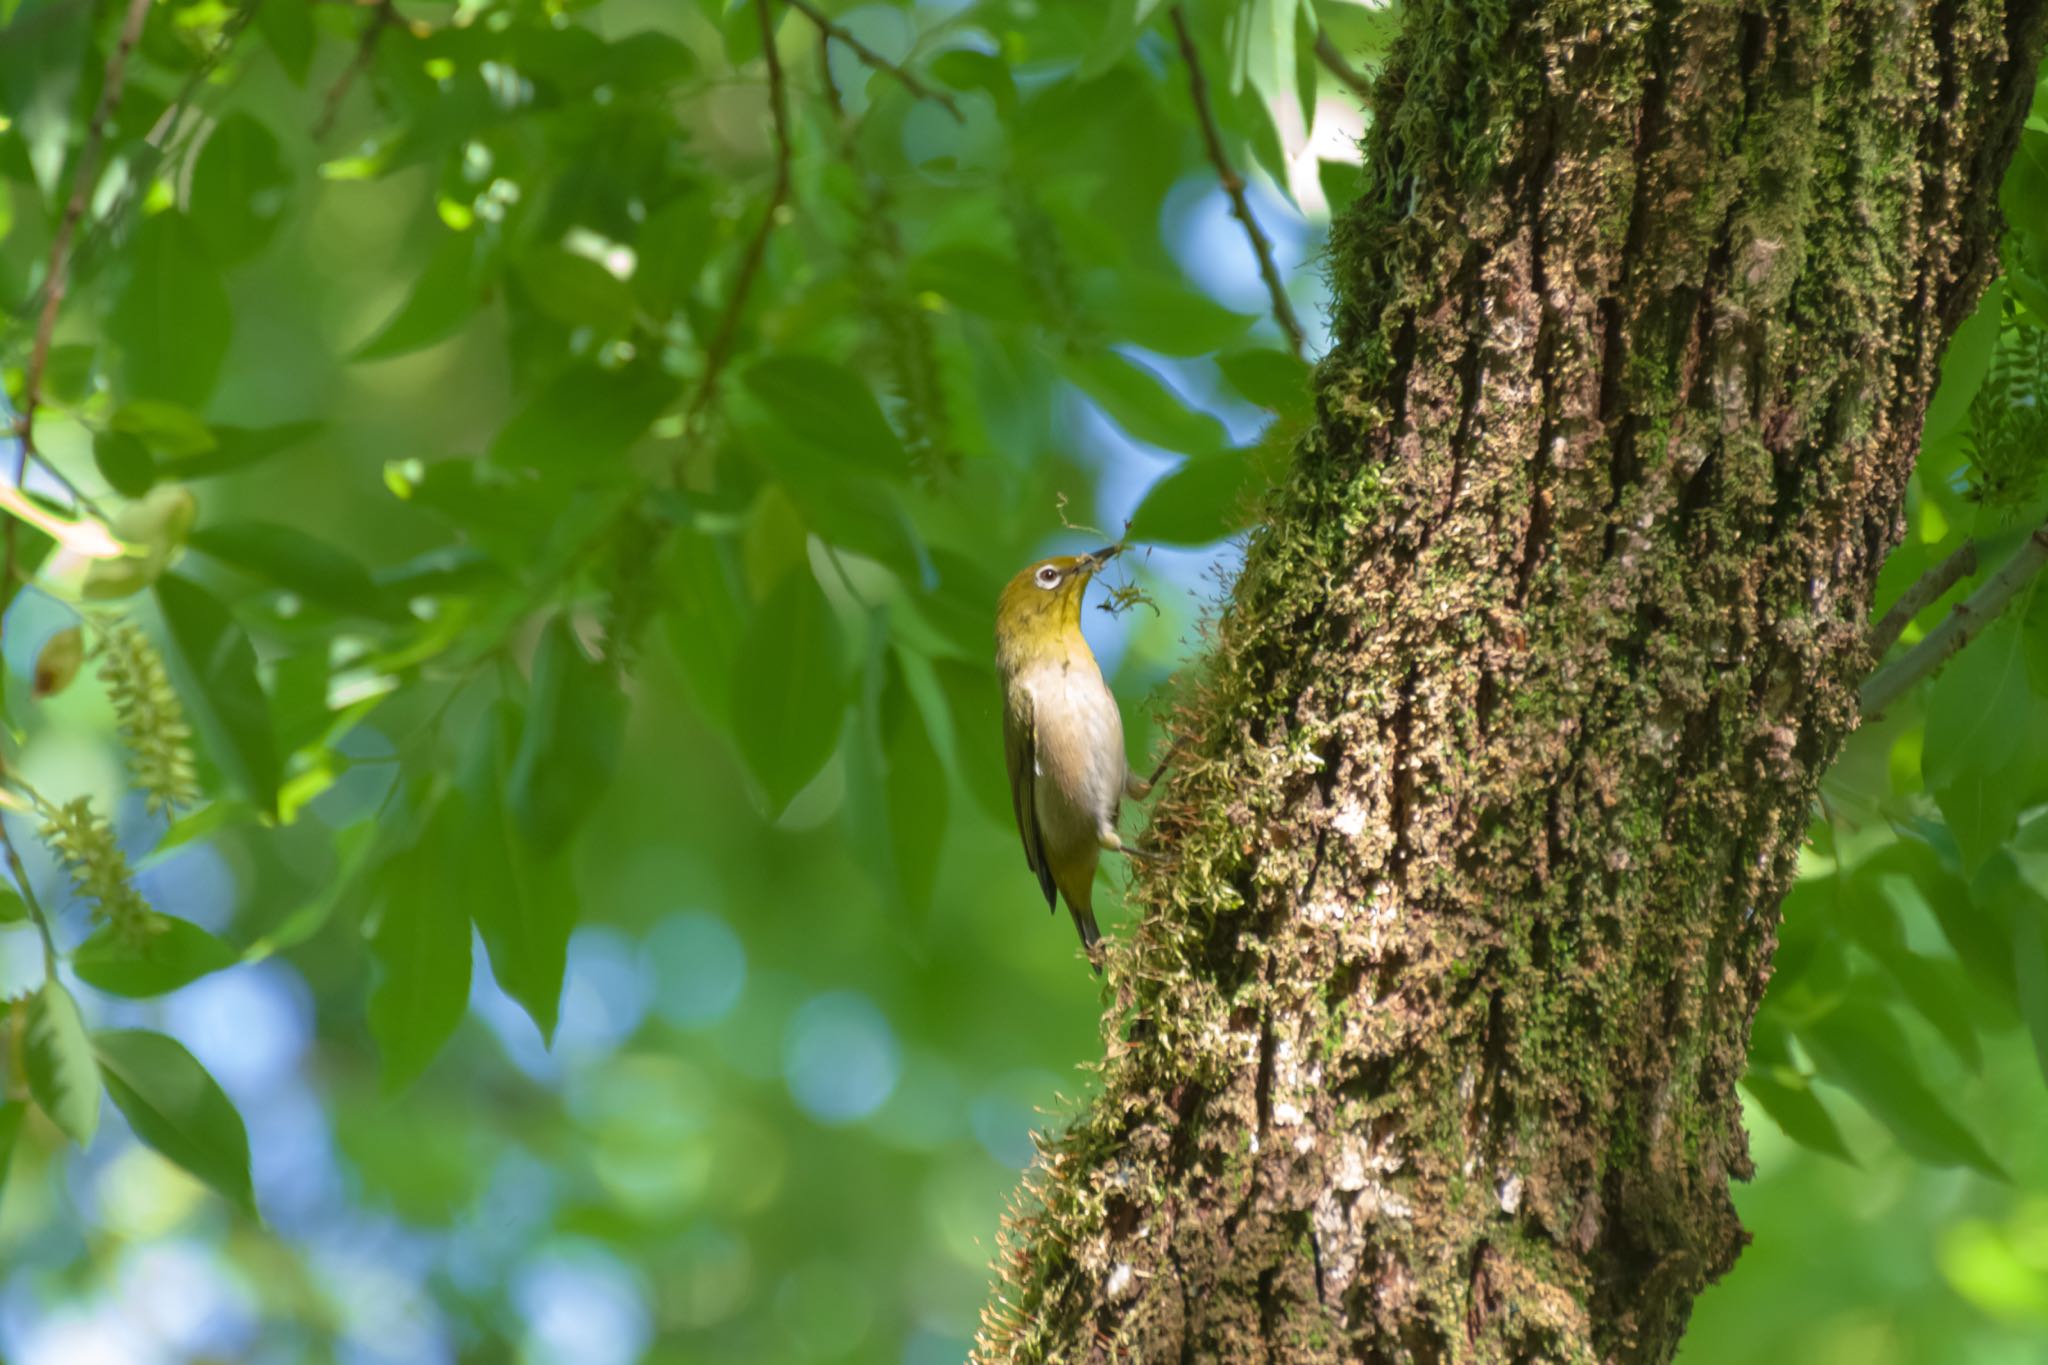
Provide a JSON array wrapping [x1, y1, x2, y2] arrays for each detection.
[[1082, 544, 1123, 572]]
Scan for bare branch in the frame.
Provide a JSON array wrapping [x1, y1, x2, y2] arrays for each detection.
[[1313, 29, 1374, 102], [7, 0, 151, 597], [783, 0, 964, 123], [1859, 523, 2048, 719], [314, 0, 398, 140], [1169, 6, 1308, 361], [1869, 540, 1979, 655], [688, 0, 795, 421]]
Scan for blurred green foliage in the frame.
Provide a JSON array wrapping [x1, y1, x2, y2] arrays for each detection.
[[0, 0, 2042, 1361]]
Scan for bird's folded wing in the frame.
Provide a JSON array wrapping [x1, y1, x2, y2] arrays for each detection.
[[1004, 695, 1057, 910]]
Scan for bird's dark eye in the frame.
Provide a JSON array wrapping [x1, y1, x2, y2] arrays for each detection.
[[1036, 565, 1060, 588]]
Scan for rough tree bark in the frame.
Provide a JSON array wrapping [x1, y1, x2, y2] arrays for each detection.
[[977, 2, 2047, 1361]]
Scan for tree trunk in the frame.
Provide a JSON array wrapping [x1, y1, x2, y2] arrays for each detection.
[[977, 2, 2046, 1361]]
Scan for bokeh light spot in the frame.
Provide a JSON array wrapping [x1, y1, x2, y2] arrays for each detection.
[[514, 1241, 651, 1365], [646, 910, 746, 1028], [782, 990, 900, 1124]]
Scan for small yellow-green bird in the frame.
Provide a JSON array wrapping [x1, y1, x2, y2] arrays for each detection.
[[996, 544, 1149, 967]]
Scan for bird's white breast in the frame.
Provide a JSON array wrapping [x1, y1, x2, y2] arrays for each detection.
[[1016, 655, 1127, 848]]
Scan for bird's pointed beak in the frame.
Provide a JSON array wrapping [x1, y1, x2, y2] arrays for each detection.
[[1082, 544, 1122, 573]]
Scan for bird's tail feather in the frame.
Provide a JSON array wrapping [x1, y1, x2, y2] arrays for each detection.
[[1069, 905, 1102, 974]]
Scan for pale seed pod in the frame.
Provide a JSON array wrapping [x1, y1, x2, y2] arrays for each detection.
[[39, 796, 149, 932], [93, 615, 201, 815]]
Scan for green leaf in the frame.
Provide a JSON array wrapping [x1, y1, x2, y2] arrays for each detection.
[[1874, 827, 2013, 1005], [1800, 1001, 2005, 1177], [1084, 274, 1256, 357], [632, 195, 716, 319], [1060, 349, 1231, 453], [935, 656, 1010, 826], [108, 212, 231, 408], [514, 245, 636, 334], [731, 567, 849, 814], [1077, 0, 1155, 79], [93, 1029, 254, 1212], [154, 573, 281, 817], [74, 915, 238, 998], [1925, 619, 2034, 869], [462, 706, 580, 1042], [741, 357, 907, 475], [1293, 0, 1319, 131], [1923, 280, 2004, 444], [1845, 874, 1984, 1069], [367, 815, 472, 1091], [660, 530, 745, 726], [246, 819, 384, 958], [255, 0, 315, 82], [42, 344, 95, 406], [718, 0, 764, 66], [1740, 1070, 1857, 1164], [152, 800, 256, 856], [908, 246, 1037, 323], [2015, 891, 2048, 1089], [92, 429, 155, 499], [845, 635, 951, 926], [884, 658, 949, 922], [2001, 130, 2048, 238], [508, 615, 626, 858], [0, 886, 25, 923], [1217, 347, 1313, 422], [353, 232, 490, 362], [929, 48, 1017, 115], [0, 1100, 26, 1209], [187, 521, 393, 619], [601, 29, 699, 89], [189, 112, 290, 264], [25, 981, 99, 1147], [1132, 451, 1264, 545], [489, 358, 678, 478], [154, 422, 324, 481], [110, 399, 214, 458]]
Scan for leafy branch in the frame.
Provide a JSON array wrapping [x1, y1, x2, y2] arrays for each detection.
[[688, 0, 795, 422], [6, 0, 152, 592], [70, 1, 263, 287], [1168, 5, 1307, 361], [785, 0, 964, 123]]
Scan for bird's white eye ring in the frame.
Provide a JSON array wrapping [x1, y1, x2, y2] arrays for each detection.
[[1036, 565, 1060, 588]]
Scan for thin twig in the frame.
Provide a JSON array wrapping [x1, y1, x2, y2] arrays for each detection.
[[0, 817, 59, 977], [1869, 540, 1979, 655], [1859, 523, 2048, 718], [784, 0, 964, 123], [817, 28, 843, 117], [314, 0, 398, 139], [7, 0, 151, 598], [687, 0, 795, 421], [1312, 29, 1374, 102], [1169, 6, 1307, 361]]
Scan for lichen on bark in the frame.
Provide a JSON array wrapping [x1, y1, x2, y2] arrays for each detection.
[[975, 1, 2048, 1361]]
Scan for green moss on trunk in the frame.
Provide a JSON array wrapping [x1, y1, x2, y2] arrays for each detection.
[[977, 2, 2046, 1361]]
